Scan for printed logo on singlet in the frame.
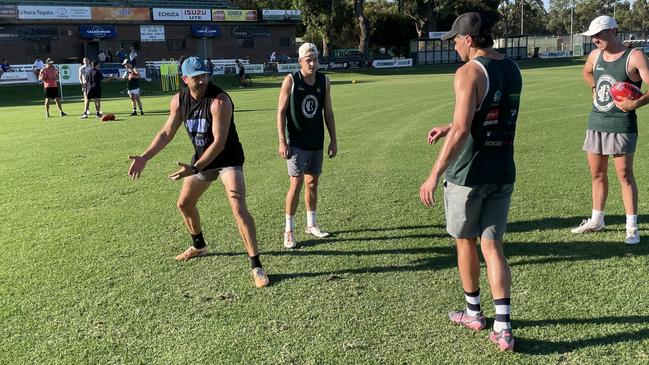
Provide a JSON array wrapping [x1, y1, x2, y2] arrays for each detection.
[[301, 94, 318, 118], [186, 111, 208, 146], [594, 74, 617, 112]]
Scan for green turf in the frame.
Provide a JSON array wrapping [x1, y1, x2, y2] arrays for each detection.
[[1, 60, 648, 364]]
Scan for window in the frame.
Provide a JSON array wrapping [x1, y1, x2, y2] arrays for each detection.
[[279, 37, 290, 47], [120, 40, 140, 51], [236, 37, 254, 48], [166, 39, 186, 51], [26, 41, 51, 56]]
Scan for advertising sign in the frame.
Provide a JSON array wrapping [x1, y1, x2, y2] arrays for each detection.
[[0, 25, 58, 41], [91, 7, 150, 22], [245, 64, 265, 74], [153, 8, 211, 21], [211, 9, 258, 22], [0, 5, 18, 20], [277, 63, 301, 73], [140, 25, 165, 42], [79, 25, 117, 39], [18, 5, 91, 20], [371, 59, 413, 68], [191, 25, 221, 38], [262, 9, 301, 21], [212, 65, 225, 75]]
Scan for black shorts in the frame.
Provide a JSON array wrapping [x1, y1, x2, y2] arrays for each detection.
[[238, 69, 245, 78], [87, 88, 102, 99], [44, 87, 59, 99]]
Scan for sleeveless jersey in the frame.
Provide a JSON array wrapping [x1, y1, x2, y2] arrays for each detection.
[[126, 71, 140, 90], [445, 56, 522, 186], [179, 83, 244, 170], [286, 71, 327, 151], [589, 48, 640, 133]]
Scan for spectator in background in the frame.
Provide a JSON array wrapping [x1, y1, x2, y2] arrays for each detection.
[[206, 57, 215, 77], [0, 58, 12, 77], [269, 51, 277, 62], [235, 59, 246, 88], [38, 58, 66, 118], [32, 57, 45, 79], [106, 48, 113, 63], [117, 47, 126, 62], [98, 50, 107, 64], [129, 46, 138, 67]]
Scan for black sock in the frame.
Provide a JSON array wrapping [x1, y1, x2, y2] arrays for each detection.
[[249, 254, 262, 269], [191, 232, 206, 249]]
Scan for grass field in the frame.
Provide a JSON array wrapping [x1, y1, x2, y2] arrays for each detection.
[[1, 59, 648, 364]]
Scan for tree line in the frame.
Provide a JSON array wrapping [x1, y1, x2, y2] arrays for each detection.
[[231, 0, 649, 57]]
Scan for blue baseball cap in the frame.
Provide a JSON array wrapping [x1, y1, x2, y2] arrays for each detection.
[[181, 56, 209, 77]]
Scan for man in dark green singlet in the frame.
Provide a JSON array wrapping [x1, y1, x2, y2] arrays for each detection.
[[276, 43, 338, 249], [127, 56, 269, 288], [419, 12, 522, 352], [571, 15, 649, 245]]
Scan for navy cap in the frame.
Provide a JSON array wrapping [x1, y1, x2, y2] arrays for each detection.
[[181, 56, 209, 77]]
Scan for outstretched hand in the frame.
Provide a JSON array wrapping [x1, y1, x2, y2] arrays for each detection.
[[168, 161, 195, 181], [128, 155, 148, 179]]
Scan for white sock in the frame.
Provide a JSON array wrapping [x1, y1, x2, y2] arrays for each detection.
[[307, 211, 316, 227], [493, 298, 511, 332], [464, 290, 481, 317], [626, 214, 638, 229], [591, 210, 604, 225], [285, 215, 294, 232]]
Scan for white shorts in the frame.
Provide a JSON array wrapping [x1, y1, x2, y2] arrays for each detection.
[[127, 88, 140, 96]]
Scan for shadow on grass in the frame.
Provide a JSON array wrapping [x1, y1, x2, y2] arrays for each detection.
[[515, 316, 649, 355], [508, 215, 649, 233]]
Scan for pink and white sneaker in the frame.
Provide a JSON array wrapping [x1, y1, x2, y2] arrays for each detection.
[[448, 309, 486, 331], [489, 329, 515, 352]]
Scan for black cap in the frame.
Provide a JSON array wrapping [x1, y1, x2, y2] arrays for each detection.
[[441, 12, 491, 41]]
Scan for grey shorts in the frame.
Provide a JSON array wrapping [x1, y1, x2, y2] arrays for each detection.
[[444, 181, 514, 241], [287, 147, 323, 176], [195, 166, 242, 182], [582, 130, 637, 155]]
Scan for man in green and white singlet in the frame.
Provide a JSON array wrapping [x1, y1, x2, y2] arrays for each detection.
[[276, 43, 338, 249], [571, 16, 649, 245], [419, 12, 522, 352]]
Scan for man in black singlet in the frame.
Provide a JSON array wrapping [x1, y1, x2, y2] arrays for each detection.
[[276, 42, 338, 249], [419, 12, 522, 352], [128, 56, 269, 288], [122, 59, 144, 116]]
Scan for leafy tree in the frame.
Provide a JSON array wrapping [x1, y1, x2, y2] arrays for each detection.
[[228, 0, 293, 9], [366, 1, 417, 56], [355, 0, 371, 56], [494, 0, 546, 37]]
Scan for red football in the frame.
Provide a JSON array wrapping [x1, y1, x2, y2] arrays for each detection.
[[610, 82, 643, 102]]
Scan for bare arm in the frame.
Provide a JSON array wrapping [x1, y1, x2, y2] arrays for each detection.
[[420, 64, 480, 206], [168, 94, 232, 180], [617, 49, 649, 111], [323, 76, 337, 158], [276, 75, 292, 159], [128, 94, 183, 179], [582, 50, 599, 90]]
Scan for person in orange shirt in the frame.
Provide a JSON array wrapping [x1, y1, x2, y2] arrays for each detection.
[[38, 58, 66, 118]]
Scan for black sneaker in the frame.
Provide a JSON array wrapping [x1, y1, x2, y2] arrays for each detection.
[[140, 111, 144, 115], [130, 111, 137, 116], [96, 113, 102, 118], [60, 112, 67, 117]]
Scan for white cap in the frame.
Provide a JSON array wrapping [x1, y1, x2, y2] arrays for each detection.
[[582, 15, 618, 36], [298, 42, 319, 59]]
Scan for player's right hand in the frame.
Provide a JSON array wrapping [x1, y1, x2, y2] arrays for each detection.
[[427, 126, 448, 145], [278, 141, 290, 159], [128, 155, 148, 179]]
